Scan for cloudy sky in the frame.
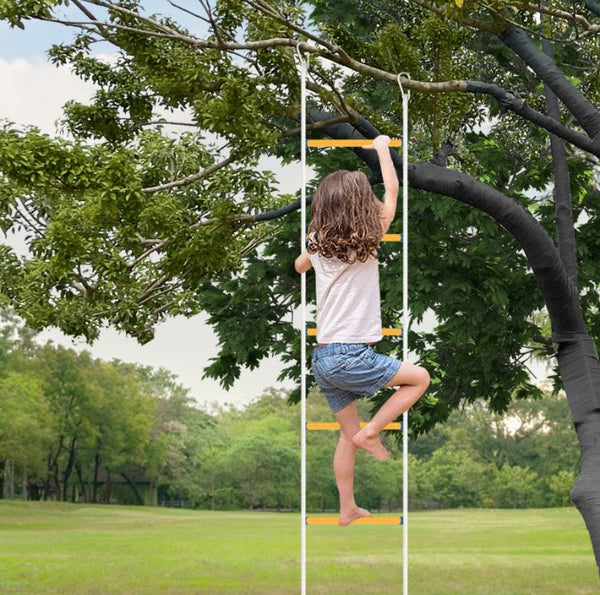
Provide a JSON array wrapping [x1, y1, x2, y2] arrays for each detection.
[[0, 7, 297, 408]]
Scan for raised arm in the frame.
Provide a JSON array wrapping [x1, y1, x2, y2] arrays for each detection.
[[367, 135, 399, 234]]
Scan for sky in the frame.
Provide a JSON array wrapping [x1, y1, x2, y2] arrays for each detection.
[[0, 4, 298, 408]]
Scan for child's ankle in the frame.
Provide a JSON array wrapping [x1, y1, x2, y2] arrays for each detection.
[[360, 424, 378, 439]]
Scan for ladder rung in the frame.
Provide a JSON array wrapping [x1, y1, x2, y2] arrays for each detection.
[[307, 422, 401, 430], [307, 328, 402, 337], [306, 516, 403, 525], [307, 139, 402, 148]]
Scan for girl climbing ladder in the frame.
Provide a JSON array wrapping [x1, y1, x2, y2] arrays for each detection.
[[296, 48, 419, 594]]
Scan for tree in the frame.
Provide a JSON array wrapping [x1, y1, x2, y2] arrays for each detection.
[[33, 345, 105, 501], [1, 0, 600, 571], [485, 464, 542, 509], [0, 312, 50, 498], [421, 447, 493, 508], [147, 392, 220, 507], [135, 367, 200, 504], [410, 388, 580, 507], [76, 360, 154, 504], [215, 389, 300, 510], [0, 372, 52, 497]]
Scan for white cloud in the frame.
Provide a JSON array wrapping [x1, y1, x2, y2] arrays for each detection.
[[0, 57, 95, 135]]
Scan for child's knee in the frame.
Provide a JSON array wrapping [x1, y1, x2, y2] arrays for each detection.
[[416, 366, 430, 391]]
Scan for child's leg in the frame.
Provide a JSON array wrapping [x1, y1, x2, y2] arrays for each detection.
[[352, 363, 430, 461], [334, 401, 373, 525]]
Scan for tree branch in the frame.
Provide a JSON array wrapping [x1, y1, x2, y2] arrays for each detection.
[[500, 25, 600, 141], [465, 80, 600, 157], [542, 35, 579, 288], [85, 0, 190, 37], [142, 154, 237, 193], [38, 2, 599, 155], [519, 2, 600, 37], [242, 0, 346, 55], [71, 0, 113, 40], [401, 0, 501, 33]]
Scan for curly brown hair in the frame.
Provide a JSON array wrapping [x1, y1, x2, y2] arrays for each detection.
[[307, 170, 381, 263]]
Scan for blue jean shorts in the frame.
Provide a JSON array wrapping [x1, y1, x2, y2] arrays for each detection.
[[311, 343, 401, 413]]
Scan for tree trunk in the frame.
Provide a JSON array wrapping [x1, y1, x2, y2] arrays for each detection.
[[21, 467, 27, 501], [541, 37, 579, 287], [105, 472, 112, 504], [149, 480, 155, 507], [121, 473, 144, 505], [570, 409, 600, 572], [61, 437, 76, 502], [0, 459, 4, 499], [541, 32, 600, 575], [75, 463, 88, 503], [45, 438, 64, 501], [92, 453, 101, 503], [3, 459, 14, 499]]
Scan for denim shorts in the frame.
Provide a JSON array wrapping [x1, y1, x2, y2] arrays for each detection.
[[311, 343, 401, 413]]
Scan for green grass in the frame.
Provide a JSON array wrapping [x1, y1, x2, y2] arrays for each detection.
[[0, 501, 597, 594]]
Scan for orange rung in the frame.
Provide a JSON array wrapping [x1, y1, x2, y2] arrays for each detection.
[[307, 139, 402, 148], [306, 516, 403, 525], [306, 328, 401, 337], [382, 328, 402, 336], [307, 422, 401, 430]]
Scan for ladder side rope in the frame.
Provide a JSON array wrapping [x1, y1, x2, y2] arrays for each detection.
[[297, 46, 308, 595], [398, 72, 411, 595]]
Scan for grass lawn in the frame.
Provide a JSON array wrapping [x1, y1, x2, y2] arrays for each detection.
[[0, 501, 597, 594]]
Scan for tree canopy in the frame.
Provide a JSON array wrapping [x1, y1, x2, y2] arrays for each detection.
[[0, 0, 599, 428]]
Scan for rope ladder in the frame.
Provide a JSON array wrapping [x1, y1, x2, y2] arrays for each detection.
[[297, 49, 411, 594]]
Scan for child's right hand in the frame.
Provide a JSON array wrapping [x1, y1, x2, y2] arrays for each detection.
[[366, 135, 391, 151]]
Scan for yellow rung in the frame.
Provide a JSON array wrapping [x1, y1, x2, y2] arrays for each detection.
[[307, 139, 402, 148], [382, 328, 402, 336], [307, 422, 401, 430], [306, 516, 403, 525], [306, 328, 401, 337]]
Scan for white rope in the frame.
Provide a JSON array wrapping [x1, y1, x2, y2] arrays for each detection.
[[296, 45, 308, 595], [398, 72, 411, 595]]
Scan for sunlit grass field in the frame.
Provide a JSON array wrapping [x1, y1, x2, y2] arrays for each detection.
[[0, 501, 597, 594]]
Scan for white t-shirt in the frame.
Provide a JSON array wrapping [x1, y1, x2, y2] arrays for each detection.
[[308, 252, 382, 344]]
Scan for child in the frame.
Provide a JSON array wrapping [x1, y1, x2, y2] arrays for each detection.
[[295, 135, 430, 525]]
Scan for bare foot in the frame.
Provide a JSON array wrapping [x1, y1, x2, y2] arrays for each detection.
[[339, 506, 372, 526], [352, 429, 389, 461]]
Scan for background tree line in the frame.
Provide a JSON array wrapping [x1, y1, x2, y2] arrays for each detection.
[[0, 312, 578, 510], [199, 385, 579, 512], [0, 312, 212, 505]]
